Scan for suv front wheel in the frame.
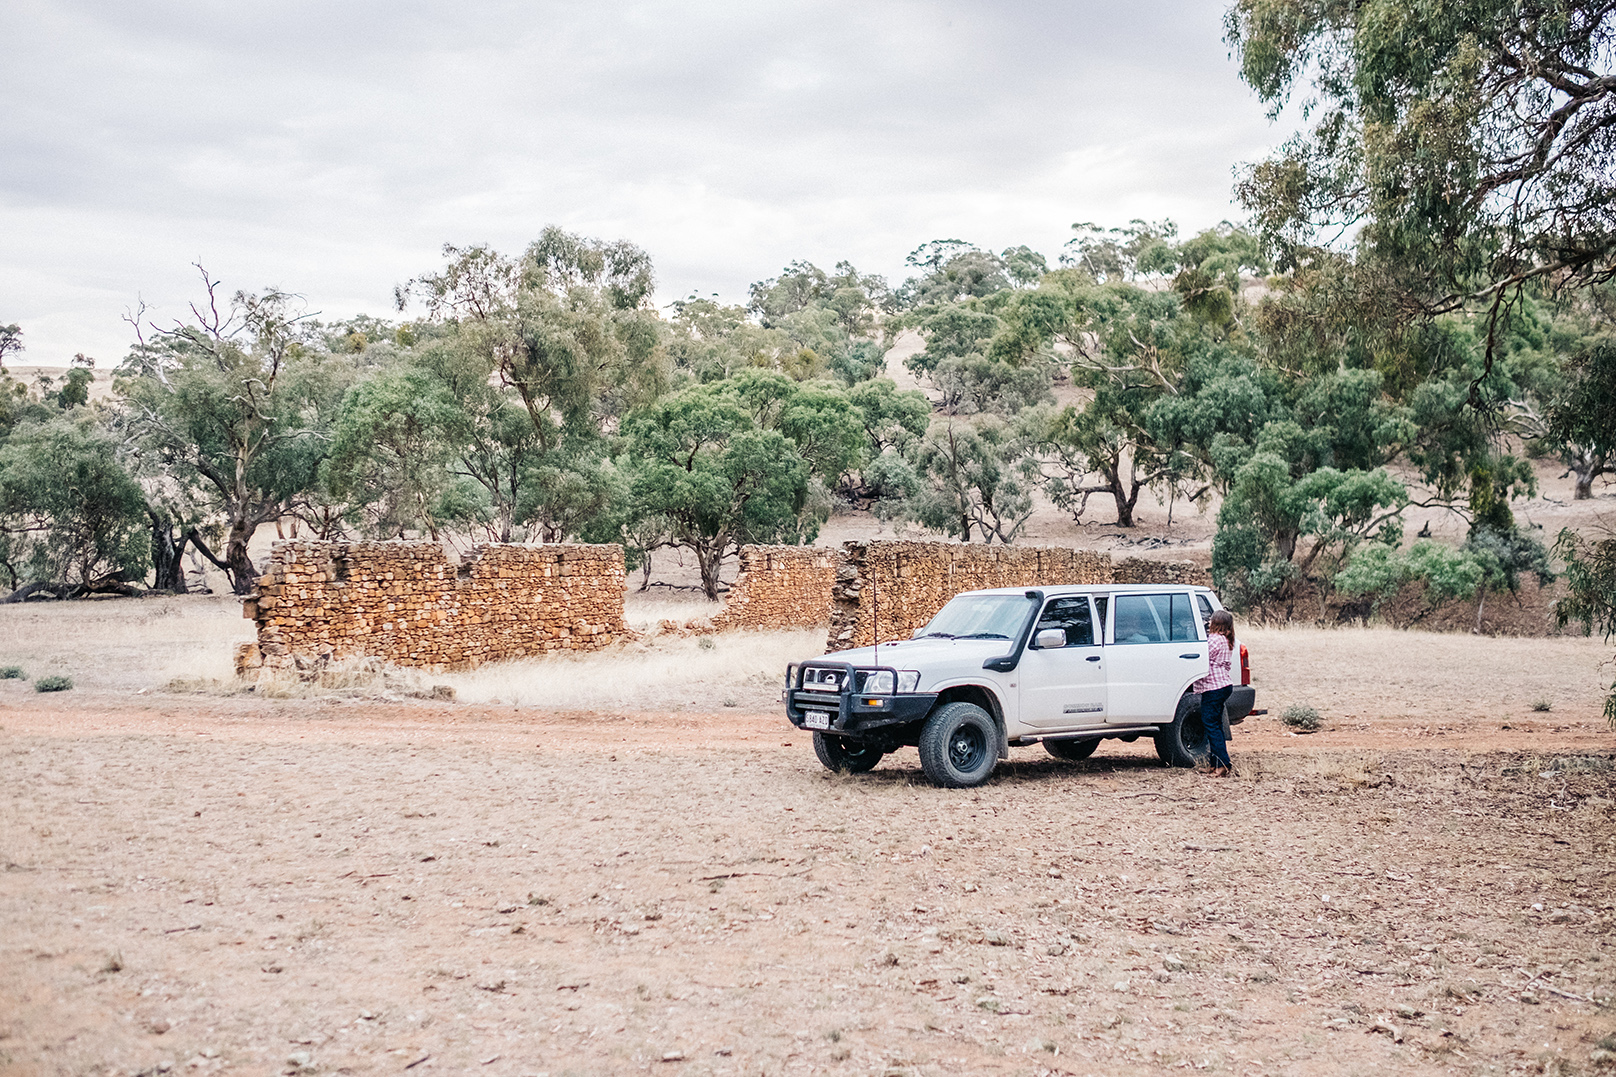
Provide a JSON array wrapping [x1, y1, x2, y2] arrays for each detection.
[[918, 702, 998, 788]]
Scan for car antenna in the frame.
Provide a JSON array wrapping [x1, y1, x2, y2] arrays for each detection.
[[872, 553, 879, 665]]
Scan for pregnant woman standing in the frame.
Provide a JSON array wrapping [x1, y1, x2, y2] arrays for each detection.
[[1195, 610, 1237, 777]]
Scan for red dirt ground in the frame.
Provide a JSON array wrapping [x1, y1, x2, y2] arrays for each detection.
[[3, 694, 1613, 1077]]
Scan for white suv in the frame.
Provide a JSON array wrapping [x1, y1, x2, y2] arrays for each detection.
[[785, 584, 1255, 787]]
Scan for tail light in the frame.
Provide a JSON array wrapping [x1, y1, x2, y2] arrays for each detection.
[[1239, 644, 1250, 686]]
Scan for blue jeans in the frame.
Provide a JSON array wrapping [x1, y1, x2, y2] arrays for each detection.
[[1198, 685, 1233, 768]]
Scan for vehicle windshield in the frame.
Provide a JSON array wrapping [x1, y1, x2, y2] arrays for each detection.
[[917, 594, 1036, 640]]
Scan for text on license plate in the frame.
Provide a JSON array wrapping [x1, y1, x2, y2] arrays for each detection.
[[804, 710, 832, 730]]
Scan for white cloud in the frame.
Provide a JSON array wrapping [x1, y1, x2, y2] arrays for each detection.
[[0, 0, 1286, 364]]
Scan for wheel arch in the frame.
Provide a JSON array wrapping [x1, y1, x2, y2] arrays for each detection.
[[930, 683, 1009, 759]]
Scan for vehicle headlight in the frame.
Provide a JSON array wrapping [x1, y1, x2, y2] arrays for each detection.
[[854, 669, 922, 694], [858, 670, 895, 694]]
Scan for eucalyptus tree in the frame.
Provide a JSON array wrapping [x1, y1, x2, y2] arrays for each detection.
[[116, 271, 352, 593], [905, 416, 1035, 544], [399, 228, 669, 540], [1228, 0, 1616, 327], [1556, 529, 1616, 727], [897, 241, 1017, 307], [321, 368, 467, 540], [1227, 0, 1616, 543], [401, 229, 667, 445], [749, 260, 892, 338], [1547, 336, 1616, 499], [0, 415, 150, 597], [620, 381, 816, 599]]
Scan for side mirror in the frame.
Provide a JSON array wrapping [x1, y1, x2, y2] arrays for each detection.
[[1034, 628, 1066, 650]]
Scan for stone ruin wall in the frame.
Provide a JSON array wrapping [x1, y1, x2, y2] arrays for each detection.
[[710, 545, 837, 632], [825, 540, 1211, 651], [229, 538, 1207, 676], [235, 541, 629, 675]]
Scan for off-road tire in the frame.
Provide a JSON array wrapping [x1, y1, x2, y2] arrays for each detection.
[[1154, 693, 1210, 768], [812, 732, 884, 774], [918, 702, 998, 788], [1044, 737, 1100, 762]]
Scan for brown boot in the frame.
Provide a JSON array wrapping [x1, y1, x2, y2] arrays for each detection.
[[1208, 765, 1230, 778]]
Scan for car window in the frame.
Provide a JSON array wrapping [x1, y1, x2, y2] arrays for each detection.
[[1196, 594, 1214, 622], [918, 593, 1036, 640], [1114, 594, 1199, 644], [1035, 597, 1094, 647], [1169, 594, 1198, 641], [1113, 595, 1166, 644]]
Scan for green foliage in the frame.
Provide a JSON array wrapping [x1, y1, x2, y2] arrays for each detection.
[[1546, 335, 1616, 498], [897, 241, 1014, 307], [0, 416, 150, 592], [847, 378, 930, 456], [34, 675, 73, 692], [717, 370, 865, 486], [1335, 524, 1551, 627], [1554, 529, 1616, 728], [1213, 421, 1407, 611], [0, 666, 25, 679], [402, 229, 668, 448], [1060, 220, 1180, 282], [673, 262, 888, 387], [322, 369, 467, 539], [1461, 525, 1553, 595], [0, 324, 21, 370], [1227, 0, 1616, 316], [906, 416, 1034, 544], [749, 260, 891, 337], [117, 272, 352, 592], [621, 379, 821, 598], [1226, 0, 1615, 565], [55, 367, 93, 409], [1335, 539, 1487, 619]]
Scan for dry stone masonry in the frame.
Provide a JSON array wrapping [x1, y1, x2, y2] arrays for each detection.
[[231, 537, 1208, 678], [236, 541, 629, 675], [710, 545, 838, 632], [825, 540, 1210, 651]]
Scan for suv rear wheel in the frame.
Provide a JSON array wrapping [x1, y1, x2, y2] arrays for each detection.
[[1154, 693, 1210, 768], [812, 732, 884, 774], [918, 702, 998, 788]]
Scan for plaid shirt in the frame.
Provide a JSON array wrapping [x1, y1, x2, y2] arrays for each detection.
[[1194, 633, 1233, 692]]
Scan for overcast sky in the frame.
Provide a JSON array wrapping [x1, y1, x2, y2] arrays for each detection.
[[2, 1, 1286, 365]]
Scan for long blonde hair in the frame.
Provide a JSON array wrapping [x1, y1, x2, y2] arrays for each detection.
[[1208, 609, 1235, 646]]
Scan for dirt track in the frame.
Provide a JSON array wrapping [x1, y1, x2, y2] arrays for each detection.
[[3, 697, 1613, 1077]]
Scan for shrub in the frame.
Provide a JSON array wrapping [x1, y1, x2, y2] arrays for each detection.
[[1530, 698, 1552, 713], [0, 666, 24, 679], [1281, 704, 1321, 731], [34, 675, 73, 693]]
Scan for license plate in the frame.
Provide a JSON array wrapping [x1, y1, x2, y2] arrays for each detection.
[[804, 710, 832, 730]]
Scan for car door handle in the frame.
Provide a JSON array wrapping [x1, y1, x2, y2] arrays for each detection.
[[1180, 653, 1202, 659], [1086, 655, 1101, 662]]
